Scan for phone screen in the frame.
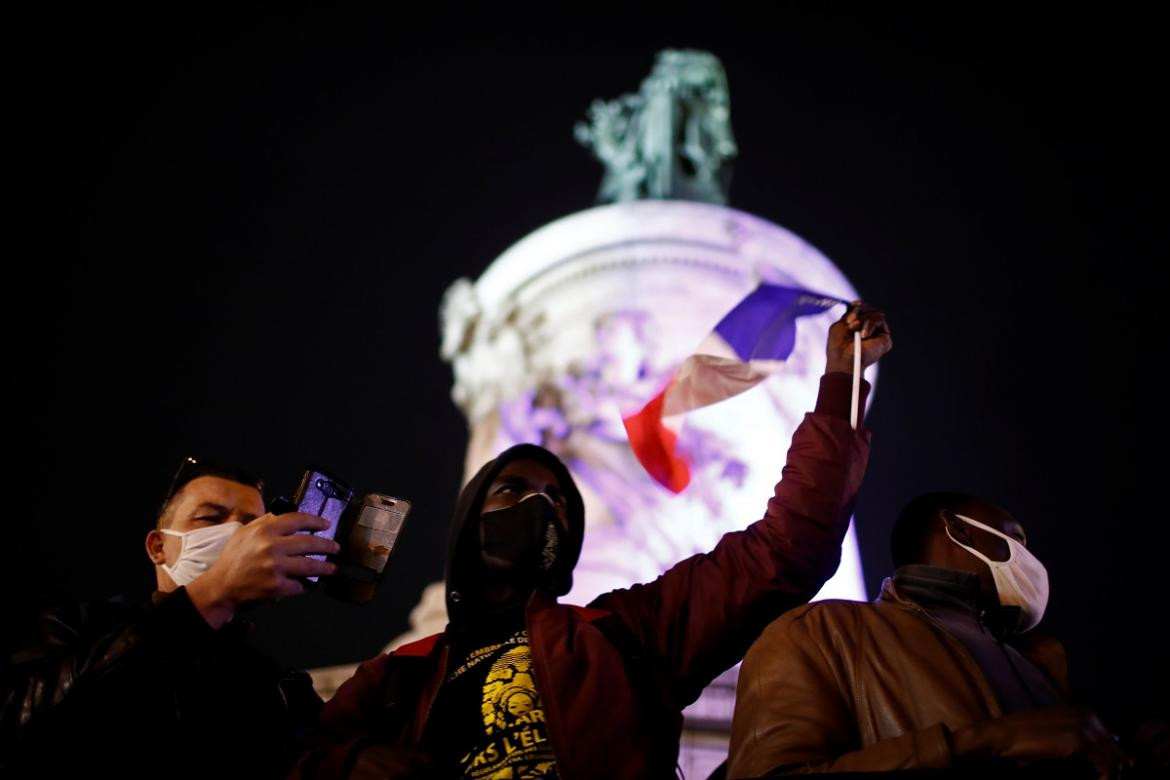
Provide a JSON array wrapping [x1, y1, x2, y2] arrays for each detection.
[[293, 468, 354, 582]]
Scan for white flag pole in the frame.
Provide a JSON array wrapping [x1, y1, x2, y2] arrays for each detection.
[[851, 330, 862, 431]]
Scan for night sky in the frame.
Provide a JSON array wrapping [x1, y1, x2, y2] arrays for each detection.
[[6, 7, 1163, 736]]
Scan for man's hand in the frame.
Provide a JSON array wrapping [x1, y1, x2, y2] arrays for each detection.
[[825, 302, 892, 375], [185, 512, 339, 629], [952, 707, 1130, 779]]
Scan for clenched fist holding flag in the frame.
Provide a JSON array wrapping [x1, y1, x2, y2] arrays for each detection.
[[622, 284, 892, 492]]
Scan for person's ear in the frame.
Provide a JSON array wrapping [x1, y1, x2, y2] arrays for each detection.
[[940, 509, 973, 545], [145, 529, 167, 565]]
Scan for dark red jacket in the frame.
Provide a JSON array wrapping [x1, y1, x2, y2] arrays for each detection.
[[300, 373, 871, 779]]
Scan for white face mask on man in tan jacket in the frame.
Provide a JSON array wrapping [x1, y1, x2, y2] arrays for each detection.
[[945, 512, 1050, 632]]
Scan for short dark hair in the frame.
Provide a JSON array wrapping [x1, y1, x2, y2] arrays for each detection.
[[157, 456, 264, 528], [890, 492, 981, 568]]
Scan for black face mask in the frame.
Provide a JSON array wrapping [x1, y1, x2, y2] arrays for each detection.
[[478, 493, 564, 580]]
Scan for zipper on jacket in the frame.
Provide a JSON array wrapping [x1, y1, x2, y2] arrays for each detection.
[[894, 595, 1003, 715], [985, 618, 1044, 709], [524, 591, 570, 777], [412, 643, 449, 745]]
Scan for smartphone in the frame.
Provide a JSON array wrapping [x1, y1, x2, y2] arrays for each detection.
[[292, 467, 355, 582]]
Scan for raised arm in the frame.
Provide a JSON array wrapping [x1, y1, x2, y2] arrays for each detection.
[[592, 304, 891, 707]]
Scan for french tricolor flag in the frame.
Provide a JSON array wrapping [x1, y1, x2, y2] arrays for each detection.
[[622, 284, 848, 493]]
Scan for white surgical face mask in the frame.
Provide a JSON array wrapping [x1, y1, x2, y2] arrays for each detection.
[[160, 522, 241, 587], [946, 513, 1049, 632]]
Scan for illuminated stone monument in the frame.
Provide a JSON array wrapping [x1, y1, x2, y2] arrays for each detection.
[[442, 50, 872, 775], [440, 50, 871, 609]]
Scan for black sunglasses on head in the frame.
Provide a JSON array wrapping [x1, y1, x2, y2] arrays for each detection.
[[159, 456, 265, 516]]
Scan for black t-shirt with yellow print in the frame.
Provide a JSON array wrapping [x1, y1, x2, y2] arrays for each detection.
[[421, 605, 558, 779]]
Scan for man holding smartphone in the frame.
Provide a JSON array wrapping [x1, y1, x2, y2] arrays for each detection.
[[1, 457, 339, 777], [297, 303, 892, 780]]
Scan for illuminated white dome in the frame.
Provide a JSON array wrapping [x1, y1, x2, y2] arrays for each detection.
[[441, 198, 872, 606]]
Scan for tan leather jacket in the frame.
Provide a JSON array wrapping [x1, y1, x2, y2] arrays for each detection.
[[726, 577, 1069, 777]]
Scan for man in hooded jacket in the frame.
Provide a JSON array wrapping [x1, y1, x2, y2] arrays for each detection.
[[296, 303, 892, 780], [725, 491, 1133, 778]]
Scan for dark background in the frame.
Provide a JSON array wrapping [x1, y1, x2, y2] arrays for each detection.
[[5, 6, 1164, 737]]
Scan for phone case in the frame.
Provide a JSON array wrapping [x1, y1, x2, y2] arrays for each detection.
[[346, 493, 412, 574], [293, 467, 355, 581]]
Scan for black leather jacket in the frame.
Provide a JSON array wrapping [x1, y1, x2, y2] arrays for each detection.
[[1, 587, 321, 777]]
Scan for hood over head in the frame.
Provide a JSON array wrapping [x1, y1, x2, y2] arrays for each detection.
[[444, 443, 585, 621]]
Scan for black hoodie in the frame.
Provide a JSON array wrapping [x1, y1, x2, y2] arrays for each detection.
[[442, 443, 585, 624], [421, 444, 586, 776]]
